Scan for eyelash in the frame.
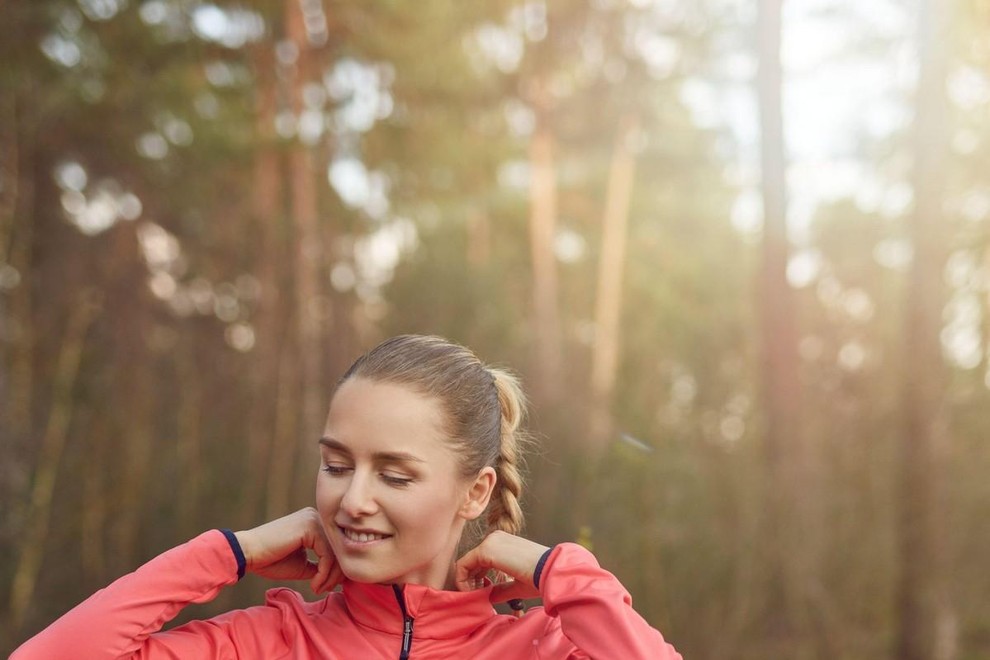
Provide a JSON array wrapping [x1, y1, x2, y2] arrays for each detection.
[[322, 464, 349, 477], [322, 464, 413, 488], [382, 475, 413, 488]]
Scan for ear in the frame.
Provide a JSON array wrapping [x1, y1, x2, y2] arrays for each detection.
[[459, 466, 497, 521]]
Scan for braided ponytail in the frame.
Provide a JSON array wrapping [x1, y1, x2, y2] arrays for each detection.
[[486, 368, 527, 536]]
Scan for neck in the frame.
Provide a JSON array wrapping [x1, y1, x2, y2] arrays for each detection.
[[390, 531, 464, 591]]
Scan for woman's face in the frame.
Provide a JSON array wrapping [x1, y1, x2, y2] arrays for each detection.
[[316, 377, 489, 589]]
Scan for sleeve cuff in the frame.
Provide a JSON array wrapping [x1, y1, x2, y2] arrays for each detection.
[[219, 529, 246, 580], [533, 546, 554, 589]]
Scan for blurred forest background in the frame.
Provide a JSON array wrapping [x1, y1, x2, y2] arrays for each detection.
[[2, 0, 989, 658]]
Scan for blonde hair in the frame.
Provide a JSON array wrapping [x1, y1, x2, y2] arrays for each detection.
[[337, 335, 528, 536]]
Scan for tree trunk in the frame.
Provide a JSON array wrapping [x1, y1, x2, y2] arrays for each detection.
[[241, 41, 286, 528], [266, 326, 301, 518], [176, 339, 203, 538], [9, 289, 100, 630], [588, 113, 639, 455], [1, 92, 35, 589], [0, 88, 19, 268], [4, 99, 34, 449], [983, 245, 990, 377], [108, 226, 155, 574], [81, 409, 109, 584], [896, 0, 955, 658], [527, 75, 563, 408], [756, 0, 814, 649], [286, 0, 326, 495]]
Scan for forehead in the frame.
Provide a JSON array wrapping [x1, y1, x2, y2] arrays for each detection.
[[323, 378, 449, 457]]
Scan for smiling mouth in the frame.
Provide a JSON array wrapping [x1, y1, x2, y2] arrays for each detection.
[[339, 526, 392, 544]]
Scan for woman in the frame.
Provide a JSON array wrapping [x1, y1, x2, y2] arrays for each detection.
[[14, 335, 681, 659]]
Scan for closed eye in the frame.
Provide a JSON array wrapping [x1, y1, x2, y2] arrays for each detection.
[[381, 473, 413, 488], [323, 464, 410, 488]]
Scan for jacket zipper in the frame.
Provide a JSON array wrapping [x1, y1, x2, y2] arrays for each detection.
[[391, 584, 415, 660]]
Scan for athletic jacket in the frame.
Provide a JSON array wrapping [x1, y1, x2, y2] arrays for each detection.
[[12, 529, 682, 659]]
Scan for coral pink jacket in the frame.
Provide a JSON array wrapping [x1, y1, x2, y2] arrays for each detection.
[[13, 530, 681, 659]]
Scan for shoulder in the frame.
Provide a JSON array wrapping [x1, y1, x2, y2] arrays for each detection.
[[260, 587, 352, 627], [185, 588, 348, 652]]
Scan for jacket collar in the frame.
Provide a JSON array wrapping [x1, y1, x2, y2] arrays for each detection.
[[341, 579, 498, 639]]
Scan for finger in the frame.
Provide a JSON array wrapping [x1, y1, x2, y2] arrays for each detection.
[[455, 571, 485, 591], [285, 545, 318, 580], [310, 552, 331, 594], [307, 532, 337, 591], [454, 548, 493, 591], [297, 557, 319, 581], [279, 548, 318, 581], [321, 563, 344, 594], [304, 517, 333, 556], [316, 556, 340, 594]]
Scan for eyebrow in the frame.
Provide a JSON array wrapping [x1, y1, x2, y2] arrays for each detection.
[[318, 437, 426, 464]]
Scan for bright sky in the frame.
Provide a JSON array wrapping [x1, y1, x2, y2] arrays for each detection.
[[683, 0, 985, 374], [698, 0, 916, 243]]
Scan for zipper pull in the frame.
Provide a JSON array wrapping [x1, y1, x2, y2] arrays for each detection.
[[401, 617, 413, 657], [393, 584, 414, 659]]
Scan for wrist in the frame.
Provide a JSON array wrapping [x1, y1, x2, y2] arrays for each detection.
[[220, 529, 247, 580], [533, 546, 554, 589]]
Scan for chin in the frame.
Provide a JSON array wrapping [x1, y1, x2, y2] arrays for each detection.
[[338, 559, 396, 585]]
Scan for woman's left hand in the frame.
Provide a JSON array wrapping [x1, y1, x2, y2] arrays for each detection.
[[454, 531, 551, 603]]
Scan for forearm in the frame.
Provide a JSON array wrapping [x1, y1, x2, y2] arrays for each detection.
[[11, 530, 241, 659]]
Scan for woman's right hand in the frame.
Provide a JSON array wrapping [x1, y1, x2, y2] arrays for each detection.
[[234, 507, 341, 595]]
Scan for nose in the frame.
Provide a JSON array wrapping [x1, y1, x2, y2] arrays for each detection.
[[339, 470, 379, 518]]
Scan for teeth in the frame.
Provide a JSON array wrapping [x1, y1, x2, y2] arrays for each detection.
[[342, 527, 388, 543]]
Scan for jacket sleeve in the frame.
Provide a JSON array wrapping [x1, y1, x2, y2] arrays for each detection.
[[537, 543, 682, 660], [11, 530, 288, 660]]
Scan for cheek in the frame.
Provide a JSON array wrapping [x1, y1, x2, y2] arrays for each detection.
[[314, 475, 339, 518], [397, 489, 461, 535]]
